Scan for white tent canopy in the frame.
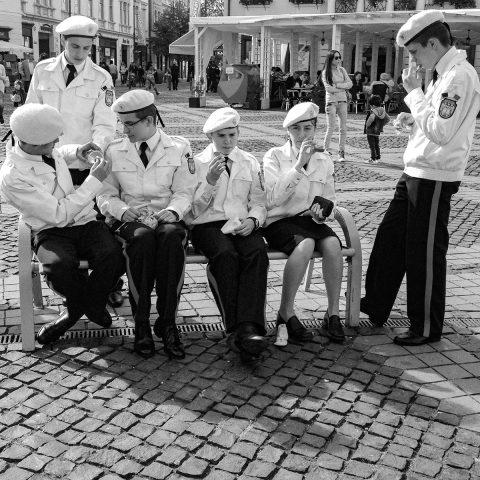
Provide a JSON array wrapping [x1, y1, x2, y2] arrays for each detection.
[[169, 30, 195, 56], [0, 40, 33, 56]]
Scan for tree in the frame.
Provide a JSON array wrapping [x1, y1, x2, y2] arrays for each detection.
[[199, 0, 224, 16], [151, 1, 190, 59]]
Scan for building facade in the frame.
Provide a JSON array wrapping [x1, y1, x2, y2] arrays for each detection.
[[0, 0, 155, 67]]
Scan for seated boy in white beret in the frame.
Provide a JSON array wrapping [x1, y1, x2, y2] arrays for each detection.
[[0, 104, 124, 345], [185, 107, 269, 364], [97, 89, 197, 359]]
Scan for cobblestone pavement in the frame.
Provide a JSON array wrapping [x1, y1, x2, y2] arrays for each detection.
[[2, 84, 480, 479]]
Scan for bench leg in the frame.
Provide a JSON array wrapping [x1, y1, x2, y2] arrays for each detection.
[[18, 247, 36, 352], [302, 258, 315, 292], [344, 254, 362, 328]]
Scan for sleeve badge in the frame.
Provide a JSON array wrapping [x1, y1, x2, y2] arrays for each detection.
[[439, 93, 460, 119], [186, 153, 195, 174], [104, 88, 114, 107]]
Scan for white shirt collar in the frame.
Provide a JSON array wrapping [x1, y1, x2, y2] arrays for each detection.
[[61, 52, 86, 75], [15, 145, 45, 162], [434, 46, 459, 77], [136, 130, 161, 152]]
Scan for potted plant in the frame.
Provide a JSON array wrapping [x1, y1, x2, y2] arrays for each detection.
[[189, 76, 206, 108]]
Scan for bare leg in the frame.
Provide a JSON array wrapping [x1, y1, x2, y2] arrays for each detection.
[[316, 236, 343, 316], [278, 238, 315, 320]]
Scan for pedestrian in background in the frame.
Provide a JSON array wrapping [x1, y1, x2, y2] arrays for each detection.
[[145, 62, 159, 96], [11, 74, 25, 107], [0, 57, 7, 124], [19, 53, 36, 93], [165, 68, 172, 90], [362, 10, 480, 345], [170, 60, 179, 91], [364, 94, 390, 164], [322, 50, 352, 162], [119, 61, 127, 84], [108, 60, 118, 86]]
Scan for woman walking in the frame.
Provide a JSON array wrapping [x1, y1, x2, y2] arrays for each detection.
[[322, 50, 352, 161]]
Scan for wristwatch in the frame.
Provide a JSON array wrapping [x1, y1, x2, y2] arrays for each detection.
[[247, 217, 260, 230]]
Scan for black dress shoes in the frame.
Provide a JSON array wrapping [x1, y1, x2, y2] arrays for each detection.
[[323, 312, 345, 343], [360, 297, 386, 328], [393, 332, 441, 346], [37, 311, 76, 344], [277, 313, 313, 343], [88, 309, 113, 328], [154, 321, 185, 360], [234, 322, 268, 358], [134, 322, 155, 358], [107, 278, 124, 308]]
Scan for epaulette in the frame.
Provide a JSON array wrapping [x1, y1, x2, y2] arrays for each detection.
[[105, 137, 128, 153]]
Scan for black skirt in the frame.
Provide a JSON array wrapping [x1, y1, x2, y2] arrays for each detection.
[[262, 215, 340, 255]]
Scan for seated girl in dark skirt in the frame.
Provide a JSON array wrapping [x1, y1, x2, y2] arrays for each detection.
[[262, 102, 345, 344]]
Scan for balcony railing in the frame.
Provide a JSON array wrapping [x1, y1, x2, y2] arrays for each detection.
[[289, 0, 324, 5], [364, 0, 387, 10], [394, 0, 416, 8], [335, 0, 356, 12], [239, 0, 272, 6]]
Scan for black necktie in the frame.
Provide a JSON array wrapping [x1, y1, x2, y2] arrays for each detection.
[[66, 64, 76, 87], [42, 155, 56, 171], [224, 156, 231, 176], [432, 69, 438, 85], [139, 142, 149, 168]]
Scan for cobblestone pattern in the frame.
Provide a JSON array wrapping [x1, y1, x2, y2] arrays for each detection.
[[1, 335, 480, 479], [346, 135, 409, 150], [465, 156, 480, 177]]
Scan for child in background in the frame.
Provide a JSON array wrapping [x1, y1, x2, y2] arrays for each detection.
[[364, 94, 390, 164], [165, 69, 172, 91], [11, 74, 25, 107]]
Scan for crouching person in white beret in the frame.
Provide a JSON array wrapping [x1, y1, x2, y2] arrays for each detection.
[[185, 107, 269, 364], [263, 102, 345, 345], [97, 90, 196, 359], [0, 104, 125, 344]]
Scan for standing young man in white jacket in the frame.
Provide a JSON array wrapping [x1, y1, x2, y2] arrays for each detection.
[[362, 10, 480, 345]]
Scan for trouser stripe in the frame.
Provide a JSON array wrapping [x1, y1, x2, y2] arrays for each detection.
[[423, 181, 442, 338], [115, 234, 140, 305]]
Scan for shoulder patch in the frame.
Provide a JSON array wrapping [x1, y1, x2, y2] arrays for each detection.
[[439, 93, 460, 119], [104, 87, 114, 107], [186, 153, 195, 174]]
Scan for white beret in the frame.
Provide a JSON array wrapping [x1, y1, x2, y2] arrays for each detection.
[[283, 102, 319, 128], [396, 10, 444, 48], [56, 15, 98, 38], [11, 104, 63, 145], [112, 89, 155, 114], [203, 107, 240, 134]]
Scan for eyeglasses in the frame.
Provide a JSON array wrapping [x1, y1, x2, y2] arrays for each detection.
[[118, 117, 145, 128], [334, 56, 342, 60]]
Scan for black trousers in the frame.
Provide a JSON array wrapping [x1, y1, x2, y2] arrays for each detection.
[[365, 173, 460, 338], [191, 221, 269, 334], [34, 221, 125, 324], [172, 76, 179, 90], [367, 134, 380, 160], [112, 221, 187, 326]]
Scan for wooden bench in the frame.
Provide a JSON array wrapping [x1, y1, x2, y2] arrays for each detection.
[[18, 206, 362, 351]]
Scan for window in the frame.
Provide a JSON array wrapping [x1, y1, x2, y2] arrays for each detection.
[[74, 0, 81, 14], [87, 0, 92, 16], [61, 0, 68, 11], [109, 0, 113, 21], [99, 0, 104, 18]]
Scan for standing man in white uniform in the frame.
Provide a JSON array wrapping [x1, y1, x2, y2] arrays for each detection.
[[26, 15, 123, 307], [361, 10, 480, 345], [26, 15, 116, 185]]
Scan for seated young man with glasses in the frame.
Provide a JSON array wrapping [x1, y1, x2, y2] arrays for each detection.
[[97, 90, 197, 359]]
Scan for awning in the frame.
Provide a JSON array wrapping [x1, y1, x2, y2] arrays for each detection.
[[0, 40, 33, 56], [169, 30, 194, 56]]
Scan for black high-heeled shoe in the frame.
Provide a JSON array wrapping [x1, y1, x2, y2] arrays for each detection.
[[276, 313, 313, 343]]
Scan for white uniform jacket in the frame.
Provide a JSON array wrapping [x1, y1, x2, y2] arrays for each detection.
[[26, 54, 116, 168], [263, 141, 337, 226], [0, 143, 102, 233], [404, 47, 480, 182], [97, 131, 196, 224], [186, 144, 266, 227]]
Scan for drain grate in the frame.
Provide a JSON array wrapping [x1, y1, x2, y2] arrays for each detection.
[[0, 318, 476, 345]]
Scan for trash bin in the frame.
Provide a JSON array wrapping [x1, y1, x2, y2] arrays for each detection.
[[217, 64, 261, 109]]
